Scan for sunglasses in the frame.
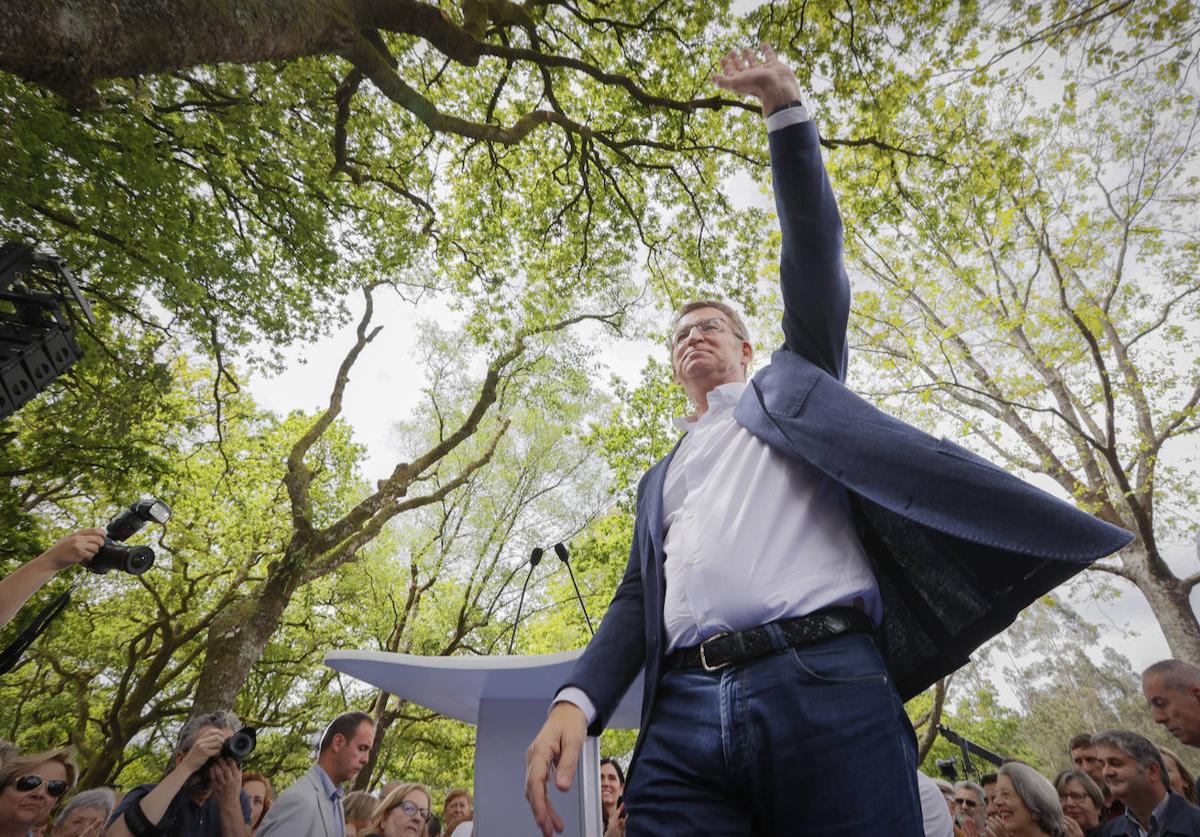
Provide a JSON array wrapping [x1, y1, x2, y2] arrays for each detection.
[[14, 774, 69, 797], [398, 799, 431, 822]]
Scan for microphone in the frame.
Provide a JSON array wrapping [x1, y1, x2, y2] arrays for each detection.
[[554, 542, 594, 636], [507, 547, 544, 654]]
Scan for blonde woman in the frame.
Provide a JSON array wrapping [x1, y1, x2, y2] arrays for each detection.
[[366, 783, 432, 837], [0, 747, 77, 837]]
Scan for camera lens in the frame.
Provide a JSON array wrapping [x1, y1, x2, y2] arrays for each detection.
[[122, 546, 155, 575], [224, 728, 257, 760]]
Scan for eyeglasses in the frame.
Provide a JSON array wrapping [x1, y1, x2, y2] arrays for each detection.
[[398, 799, 430, 822], [953, 797, 979, 808], [671, 317, 741, 347], [14, 774, 69, 797], [1059, 791, 1091, 803]]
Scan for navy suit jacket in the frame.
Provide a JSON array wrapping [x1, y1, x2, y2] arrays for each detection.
[[562, 119, 1133, 741], [1099, 792, 1200, 836]]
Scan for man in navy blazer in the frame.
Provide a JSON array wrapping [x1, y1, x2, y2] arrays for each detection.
[[1094, 730, 1200, 836], [525, 45, 1132, 836]]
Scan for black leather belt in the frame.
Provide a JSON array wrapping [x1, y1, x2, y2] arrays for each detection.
[[665, 607, 875, 673]]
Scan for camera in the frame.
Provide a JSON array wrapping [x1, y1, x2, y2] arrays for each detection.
[[197, 727, 257, 777], [87, 496, 171, 575], [187, 727, 257, 793], [220, 727, 257, 764], [936, 757, 958, 782]]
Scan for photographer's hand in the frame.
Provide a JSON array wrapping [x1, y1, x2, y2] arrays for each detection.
[[209, 758, 251, 836], [178, 728, 226, 774], [0, 527, 105, 629], [41, 527, 106, 570]]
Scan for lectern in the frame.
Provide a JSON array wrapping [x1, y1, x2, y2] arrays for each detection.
[[325, 649, 642, 837]]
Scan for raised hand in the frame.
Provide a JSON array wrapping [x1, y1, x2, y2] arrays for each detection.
[[38, 527, 106, 570], [712, 43, 802, 116]]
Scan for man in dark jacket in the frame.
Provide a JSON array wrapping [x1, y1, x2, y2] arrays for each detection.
[[525, 44, 1132, 837], [1096, 730, 1200, 836]]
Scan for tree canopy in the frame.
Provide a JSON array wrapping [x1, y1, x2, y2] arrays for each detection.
[[1, 0, 1197, 799]]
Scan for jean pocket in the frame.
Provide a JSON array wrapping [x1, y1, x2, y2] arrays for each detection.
[[787, 634, 889, 685]]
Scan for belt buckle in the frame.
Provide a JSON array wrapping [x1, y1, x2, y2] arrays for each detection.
[[699, 632, 731, 672]]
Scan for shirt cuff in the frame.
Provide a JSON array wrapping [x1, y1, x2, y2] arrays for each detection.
[[552, 687, 597, 726], [765, 104, 812, 133]]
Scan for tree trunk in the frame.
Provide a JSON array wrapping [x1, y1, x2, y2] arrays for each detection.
[[190, 575, 296, 716], [916, 677, 948, 766], [77, 733, 130, 789], [1122, 544, 1200, 663]]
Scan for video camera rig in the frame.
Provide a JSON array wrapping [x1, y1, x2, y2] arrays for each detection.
[[935, 724, 1006, 781], [0, 241, 94, 419]]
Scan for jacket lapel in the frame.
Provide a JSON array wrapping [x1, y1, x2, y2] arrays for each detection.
[[308, 769, 332, 837], [644, 440, 679, 568]]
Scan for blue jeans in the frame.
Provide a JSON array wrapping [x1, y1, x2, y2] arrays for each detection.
[[623, 631, 923, 836]]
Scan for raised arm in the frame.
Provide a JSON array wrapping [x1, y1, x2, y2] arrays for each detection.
[[0, 528, 104, 629], [714, 45, 851, 379]]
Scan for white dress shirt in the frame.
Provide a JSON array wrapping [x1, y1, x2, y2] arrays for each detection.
[[555, 103, 881, 724], [660, 381, 880, 652]]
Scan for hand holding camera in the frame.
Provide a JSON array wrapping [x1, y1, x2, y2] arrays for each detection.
[[37, 528, 106, 571], [179, 729, 228, 774]]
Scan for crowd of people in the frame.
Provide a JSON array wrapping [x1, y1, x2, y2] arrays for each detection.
[[1, 658, 1198, 835], [0, 711, 476, 837], [909, 659, 1200, 837]]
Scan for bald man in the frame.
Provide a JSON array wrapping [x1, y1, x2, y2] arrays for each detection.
[[1142, 659, 1200, 747]]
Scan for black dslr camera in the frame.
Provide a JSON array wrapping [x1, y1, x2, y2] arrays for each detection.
[[87, 496, 172, 575], [221, 727, 257, 764], [199, 727, 257, 773], [187, 728, 257, 792]]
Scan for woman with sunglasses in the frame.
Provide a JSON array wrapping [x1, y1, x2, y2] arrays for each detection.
[[365, 783, 432, 837], [0, 747, 77, 837]]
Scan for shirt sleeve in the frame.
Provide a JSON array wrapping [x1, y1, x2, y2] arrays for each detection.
[[107, 785, 150, 826], [552, 686, 598, 726], [765, 103, 812, 133]]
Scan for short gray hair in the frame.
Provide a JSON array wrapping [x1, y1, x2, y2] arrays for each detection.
[[1093, 730, 1168, 784], [1143, 659, 1200, 691], [954, 779, 985, 802], [998, 762, 1063, 835], [55, 786, 116, 826], [176, 710, 240, 754]]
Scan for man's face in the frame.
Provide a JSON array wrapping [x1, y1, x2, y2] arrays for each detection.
[[330, 721, 375, 785], [982, 780, 997, 815], [175, 724, 233, 793], [953, 786, 986, 827], [1098, 743, 1157, 802], [1071, 745, 1106, 786], [445, 793, 471, 821], [670, 307, 751, 394], [1143, 672, 1200, 746]]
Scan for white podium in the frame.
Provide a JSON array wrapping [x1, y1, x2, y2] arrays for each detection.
[[324, 649, 642, 837]]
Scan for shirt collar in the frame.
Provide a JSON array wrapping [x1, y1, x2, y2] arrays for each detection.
[[314, 764, 344, 802], [672, 381, 746, 431], [1125, 791, 1171, 834]]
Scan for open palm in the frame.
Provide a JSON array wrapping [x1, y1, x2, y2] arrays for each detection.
[[712, 43, 801, 114]]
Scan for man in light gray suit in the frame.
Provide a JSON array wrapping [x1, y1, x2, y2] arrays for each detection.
[[257, 711, 375, 837]]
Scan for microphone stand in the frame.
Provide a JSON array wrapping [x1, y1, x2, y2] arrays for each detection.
[[554, 542, 594, 636], [507, 547, 543, 654]]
